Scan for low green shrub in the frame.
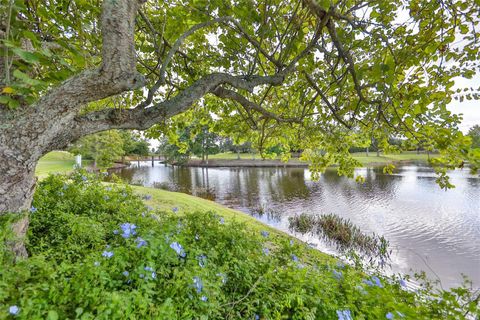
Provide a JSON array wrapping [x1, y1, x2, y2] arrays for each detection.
[[0, 171, 478, 319]]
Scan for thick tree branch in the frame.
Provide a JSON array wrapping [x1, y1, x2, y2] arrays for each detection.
[[71, 72, 286, 138], [30, 0, 145, 128]]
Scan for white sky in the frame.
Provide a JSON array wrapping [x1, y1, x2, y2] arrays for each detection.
[[449, 74, 480, 132]]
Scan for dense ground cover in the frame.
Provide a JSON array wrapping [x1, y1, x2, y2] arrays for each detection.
[[1, 171, 478, 319]]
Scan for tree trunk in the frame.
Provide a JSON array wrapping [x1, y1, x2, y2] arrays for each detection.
[[0, 150, 37, 258], [376, 149, 380, 157]]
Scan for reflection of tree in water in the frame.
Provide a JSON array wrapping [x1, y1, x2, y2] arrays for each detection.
[[321, 167, 401, 202], [266, 168, 311, 202]]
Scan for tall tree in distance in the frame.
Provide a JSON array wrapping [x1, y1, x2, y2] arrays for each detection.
[[467, 125, 480, 149], [1, 0, 479, 256]]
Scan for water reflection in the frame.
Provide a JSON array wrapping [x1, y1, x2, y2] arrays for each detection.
[[108, 162, 480, 289]]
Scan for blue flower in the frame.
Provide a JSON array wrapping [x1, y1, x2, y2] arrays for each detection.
[[399, 279, 407, 288], [261, 230, 269, 238], [290, 239, 294, 246], [94, 261, 100, 267], [356, 285, 367, 295], [200, 295, 208, 302], [193, 276, 203, 293], [113, 229, 119, 235], [170, 242, 186, 258], [143, 194, 152, 200], [106, 187, 112, 191], [195, 234, 200, 241], [146, 205, 153, 211], [144, 266, 153, 272], [372, 276, 383, 288], [216, 273, 227, 284], [197, 254, 207, 268], [63, 184, 68, 190], [262, 247, 270, 256], [291, 254, 299, 262], [172, 207, 179, 213], [336, 261, 345, 269], [336, 309, 353, 320], [9, 305, 20, 315], [139, 274, 144, 278], [102, 251, 114, 258], [122, 271, 129, 277], [151, 272, 157, 279], [30, 206, 37, 213], [333, 270, 343, 280], [58, 192, 64, 196], [386, 312, 394, 319], [120, 223, 137, 239], [81, 175, 87, 181], [362, 279, 374, 286], [219, 217, 225, 224], [255, 315, 260, 320], [136, 237, 147, 248], [104, 195, 109, 201]]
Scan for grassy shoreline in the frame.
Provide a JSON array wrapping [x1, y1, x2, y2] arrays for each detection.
[[189, 151, 436, 167]]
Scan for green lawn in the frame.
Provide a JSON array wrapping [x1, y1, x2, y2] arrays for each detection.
[[35, 151, 76, 178], [202, 151, 436, 165]]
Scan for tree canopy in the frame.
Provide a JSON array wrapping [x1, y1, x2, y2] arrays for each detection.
[[1, 0, 480, 191]]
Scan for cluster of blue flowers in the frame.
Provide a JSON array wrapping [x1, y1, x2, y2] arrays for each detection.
[[362, 276, 383, 288], [336, 309, 352, 320], [102, 251, 114, 258], [332, 269, 343, 280], [9, 305, 19, 316], [170, 242, 186, 258], [136, 237, 147, 248], [120, 223, 137, 239], [386, 311, 405, 319], [197, 254, 207, 268]]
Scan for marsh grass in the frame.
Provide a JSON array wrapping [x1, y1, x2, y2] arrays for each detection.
[[289, 213, 390, 264]]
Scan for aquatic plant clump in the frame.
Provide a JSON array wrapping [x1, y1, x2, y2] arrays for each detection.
[[289, 213, 391, 263]]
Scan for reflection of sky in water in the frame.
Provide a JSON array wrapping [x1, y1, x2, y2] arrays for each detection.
[[110, 162, 480, 289]]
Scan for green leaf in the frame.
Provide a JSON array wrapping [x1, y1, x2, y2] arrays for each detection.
[[11, 47, 41, 64]]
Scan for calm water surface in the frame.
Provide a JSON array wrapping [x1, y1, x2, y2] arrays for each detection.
[[111, 162, 480, 289]]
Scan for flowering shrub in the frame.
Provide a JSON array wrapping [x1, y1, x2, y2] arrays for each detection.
[[0, 171, 478, 319]]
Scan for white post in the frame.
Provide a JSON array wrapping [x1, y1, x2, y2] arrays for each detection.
[[75, 155, 82, 168]]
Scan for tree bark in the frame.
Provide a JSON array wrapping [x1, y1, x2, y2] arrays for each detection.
[[0, 143, 37, 258]]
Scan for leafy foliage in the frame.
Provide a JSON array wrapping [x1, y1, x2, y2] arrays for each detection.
[[2, 0, 479, 186], [0, 172, 479, 318]]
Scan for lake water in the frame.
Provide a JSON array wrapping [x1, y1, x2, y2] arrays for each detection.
[[110, 162, 480, 289]]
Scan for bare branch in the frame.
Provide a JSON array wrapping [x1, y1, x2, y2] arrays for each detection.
[[305, 73, 352, 128]]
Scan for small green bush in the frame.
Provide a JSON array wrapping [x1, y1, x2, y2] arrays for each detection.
[[0, 171, 478, 319]]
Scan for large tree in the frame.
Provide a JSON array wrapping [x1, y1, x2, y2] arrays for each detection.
[[1, 0, 479, 256]]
